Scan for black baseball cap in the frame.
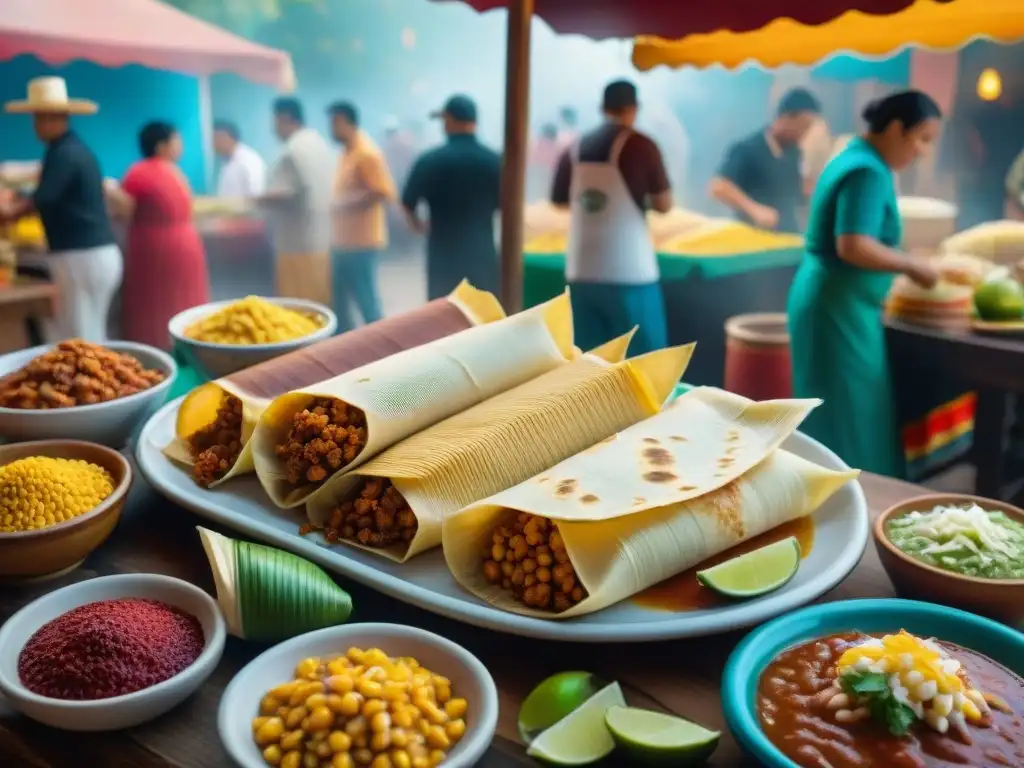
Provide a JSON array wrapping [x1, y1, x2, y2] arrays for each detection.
[[431, 94, 477, 123], [602, 80, 638, 111], [777, 88, 821, 116]]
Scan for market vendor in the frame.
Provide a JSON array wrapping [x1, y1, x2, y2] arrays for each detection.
[[788, 91, 943, 477], [550, 80, 672, 355], [709, 88, 821, 233], [0, 77, 122, 343]]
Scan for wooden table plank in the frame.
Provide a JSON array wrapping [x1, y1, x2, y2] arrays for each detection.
[[0, 467, 920, 767]]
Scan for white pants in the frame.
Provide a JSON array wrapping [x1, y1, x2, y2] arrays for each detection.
[[46, 245, 124, 343]]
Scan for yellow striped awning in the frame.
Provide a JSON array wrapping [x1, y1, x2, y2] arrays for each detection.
[[632, 0, 1024, 71]]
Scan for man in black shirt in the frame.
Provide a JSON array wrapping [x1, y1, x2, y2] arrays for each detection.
[[2, 77, 122, 342], [710, 88, 821, 233]]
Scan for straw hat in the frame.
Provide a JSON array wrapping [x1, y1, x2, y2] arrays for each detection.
[[4, 77, 97, 115]]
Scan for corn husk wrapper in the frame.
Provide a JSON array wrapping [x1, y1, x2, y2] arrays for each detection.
[[252, 292, 576, 509], [306, 336, 693, 562], [941, 220, 1024, 266], [163, 281, 505, 487], [198, 527, 352, 642], [443, 387, 859, 619]]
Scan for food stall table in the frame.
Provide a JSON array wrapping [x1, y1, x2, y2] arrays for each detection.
[[0, 461, 915, 767], [524, 248, 803, 386], [0, 278, 56, 353]]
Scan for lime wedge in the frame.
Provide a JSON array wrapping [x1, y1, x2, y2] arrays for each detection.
[[605, 706, 720, 766], [526, 681, 626, 765], [518, 671, 603, 743], [696, 536, 801, 598]]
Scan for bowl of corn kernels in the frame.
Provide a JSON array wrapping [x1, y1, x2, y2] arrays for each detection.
[[169, 296, 338, 379], [218, 623, 498, 768]]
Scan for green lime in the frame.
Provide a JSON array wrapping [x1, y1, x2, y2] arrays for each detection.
[[518, 671, 603, 743], [525, 682, 626, 765], [696, 536, 801, 598], [605, 706, 720, 766], [974, 279, 1024, 321]]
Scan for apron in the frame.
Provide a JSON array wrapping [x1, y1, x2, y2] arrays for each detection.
[[565, 129, 666, 354]]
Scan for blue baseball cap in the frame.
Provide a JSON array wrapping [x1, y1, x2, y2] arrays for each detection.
[[431, 94, 477, 123]]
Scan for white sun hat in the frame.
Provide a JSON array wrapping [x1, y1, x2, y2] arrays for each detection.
[[4, 77, 98, 115]]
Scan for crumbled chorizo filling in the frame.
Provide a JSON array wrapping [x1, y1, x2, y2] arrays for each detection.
[[274, 398, 367, 485], [302, 477, 418, 549], [482, 513, 588, 613], [188, 395, 243, 488], [0, 339, 166, 409]]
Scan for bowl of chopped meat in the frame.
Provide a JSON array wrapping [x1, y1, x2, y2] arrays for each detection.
[[0, 339, 177, 447]]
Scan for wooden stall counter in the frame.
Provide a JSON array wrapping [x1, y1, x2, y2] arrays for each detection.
[[0, 278, 56, 353]]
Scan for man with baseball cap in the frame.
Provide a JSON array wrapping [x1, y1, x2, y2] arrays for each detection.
[[550, 79, 672, 354], [709, 88, 821, 233], [402, 94, 501, 298]]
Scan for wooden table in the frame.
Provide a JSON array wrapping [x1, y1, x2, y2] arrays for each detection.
[[0, 278, 56, 353], [0, 469, 919, 767]]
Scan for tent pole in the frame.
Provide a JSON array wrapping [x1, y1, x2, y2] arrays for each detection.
[[197, 74, 214, 194], [498, 0, 533, 313]]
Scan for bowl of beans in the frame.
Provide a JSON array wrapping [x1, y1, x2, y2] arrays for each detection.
[[0, 572, 226, 731], [219, 623, 499, 768], [169, 296, 338, 379], [0, 339, 177, 447], [0, 440, 132, 579]]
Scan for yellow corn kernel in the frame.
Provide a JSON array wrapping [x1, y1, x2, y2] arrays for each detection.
[[327, 730, 352, 753], [285, 706, 308, 729], [393, 709, 415, 729], [281, 751, 302, 768], [391, 750, 412, 768], [358, 679, 385, 698], [364, 648, 390, 666], [262, 745, 283, 766], [261, 695, 281, 715], [271, 681, 301, 700], [419, 701, 447, 726], [370, 711, 392, 732], [315, 740, 333, 758], [347, 647, 367, 664], [353, 749, 374, 765], [411, 758, 429, 768], [327, 675, 356, 695], [296, 657, 321, 679], [327, 658, 350, 675], [963, 699, 982, 720], [352, 733, 368, 749], [339, 692, 364, 717], [253, 716, 270, 732], [428, 750, 446, 767], [445, 718, 466, 742], [381, 681, 408, 701], [255, 717, 285, 745], [444, 699, 468, 720], [332, 754, 354, 768], [363, 698, 389, 719], [279, 729, 305, 751], [391, 729, 409, 749], [371, 731, 392, 751], [303, 753, 319, 768], [388, 664, 412, 683], [326, 694, 348, 714], [417, 719, 431, 736], [433, 683, 452, 704], [371, 756, 392, 768], [424, 725, 450, 750], [345, 716, 368, 737], [291, 682, 323, 706], [306, 692, 328, 709], [308, 705, 334, 732]]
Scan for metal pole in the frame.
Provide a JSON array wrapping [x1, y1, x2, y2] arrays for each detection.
[[498, 0, 534, 313], [197, 74, 215, 194]]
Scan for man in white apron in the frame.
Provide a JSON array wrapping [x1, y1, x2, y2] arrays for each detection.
[[550, 80, 672, 354]]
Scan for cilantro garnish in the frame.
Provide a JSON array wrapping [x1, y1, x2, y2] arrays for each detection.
[[839, 670, 917, 736]]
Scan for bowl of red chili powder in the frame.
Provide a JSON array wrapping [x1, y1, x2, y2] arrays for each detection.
[[0, 572, 226, 731]]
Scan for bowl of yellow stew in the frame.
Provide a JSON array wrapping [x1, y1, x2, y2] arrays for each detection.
[[169, 296, 338, 379], [218, 623, 499, 768]]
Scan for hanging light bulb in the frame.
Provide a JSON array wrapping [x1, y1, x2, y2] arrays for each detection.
[[977, 68, 1002, 102]]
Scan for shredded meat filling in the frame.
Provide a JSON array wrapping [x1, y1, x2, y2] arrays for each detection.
[[274, 398, 368, 485], [483, 513, 588, 613], [188, 395, 244, 488], [302, 477, 417, 549]]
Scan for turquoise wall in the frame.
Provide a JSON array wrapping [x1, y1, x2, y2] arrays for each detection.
[[0, 55, 207, 192]]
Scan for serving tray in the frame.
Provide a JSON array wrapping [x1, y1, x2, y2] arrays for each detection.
[[137, 396, 869, 642]]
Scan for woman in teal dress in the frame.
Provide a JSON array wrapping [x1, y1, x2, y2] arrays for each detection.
[[788, 91, 943, 477]]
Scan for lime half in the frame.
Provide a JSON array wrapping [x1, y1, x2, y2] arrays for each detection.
[[605, 706, 720, 766], [526, 681, 626, 765], [518, 671, 603, 743], [696, 536, 801, 598]]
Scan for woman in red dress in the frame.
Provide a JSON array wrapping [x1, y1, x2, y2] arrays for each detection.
[[118, 121, 209, 348]]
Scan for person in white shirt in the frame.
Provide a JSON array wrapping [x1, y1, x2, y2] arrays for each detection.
[[213, 120, 266, 198]]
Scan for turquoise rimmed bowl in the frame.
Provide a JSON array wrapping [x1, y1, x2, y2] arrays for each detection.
[[722, 598, 1024, 768]]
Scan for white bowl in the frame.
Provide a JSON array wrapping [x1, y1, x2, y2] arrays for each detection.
[[169, 297, 338, 379], [0, 573, 226, 731], [0, 341, 177, 447], [219, 623, 498, 768]]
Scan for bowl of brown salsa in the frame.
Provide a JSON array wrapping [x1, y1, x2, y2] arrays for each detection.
[[722, 598, 1024, 768]]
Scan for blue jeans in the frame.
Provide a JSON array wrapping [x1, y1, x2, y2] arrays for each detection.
[[568, 281, 668, 356], [332, 248, 383, 333]]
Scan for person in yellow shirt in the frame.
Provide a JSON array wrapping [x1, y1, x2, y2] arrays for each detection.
[[328, 101, 397, 331]]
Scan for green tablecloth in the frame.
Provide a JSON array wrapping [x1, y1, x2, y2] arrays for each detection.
[[523, 248, 803, 308]]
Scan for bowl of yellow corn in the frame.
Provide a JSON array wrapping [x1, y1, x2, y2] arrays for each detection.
[[0, 440, 132, 580], [218, 623, 499, 768], [169, 296, 338, 379]]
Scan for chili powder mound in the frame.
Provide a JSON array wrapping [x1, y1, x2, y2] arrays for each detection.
[[18, 598, 205, 700]]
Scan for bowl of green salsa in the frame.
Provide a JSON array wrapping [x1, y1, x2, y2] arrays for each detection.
[[874, 494, 1024, 625]]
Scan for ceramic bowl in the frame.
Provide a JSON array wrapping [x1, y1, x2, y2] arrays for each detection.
[[0, 573, 226, 731], [219, 623, 499, 768], [0, 341, 176, 447], [0, 440, 132, 580], [722, 598, 1024, 768], [169, 297, 338, 379], [873, 493, 1024, 624]]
